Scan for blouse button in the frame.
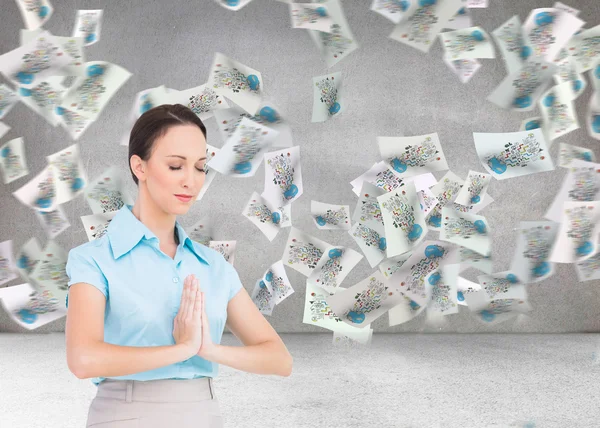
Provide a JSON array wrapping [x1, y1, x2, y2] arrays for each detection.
[[173, 277, 179, 283]]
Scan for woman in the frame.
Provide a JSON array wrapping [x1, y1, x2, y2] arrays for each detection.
[[65, 104, 293, 428]]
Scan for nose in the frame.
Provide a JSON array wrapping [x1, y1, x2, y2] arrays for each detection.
[[182, 166, 195, 190]]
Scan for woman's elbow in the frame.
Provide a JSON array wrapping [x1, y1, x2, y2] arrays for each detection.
[[67, 348, 89, 379]]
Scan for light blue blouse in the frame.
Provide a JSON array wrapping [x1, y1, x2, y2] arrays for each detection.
[[65, 204, 243, 386]]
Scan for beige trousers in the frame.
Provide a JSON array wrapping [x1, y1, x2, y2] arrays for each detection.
[[85, 378, 223, 427]]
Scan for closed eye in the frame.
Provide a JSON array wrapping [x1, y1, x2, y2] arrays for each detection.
[[169, 166, 206, 173]]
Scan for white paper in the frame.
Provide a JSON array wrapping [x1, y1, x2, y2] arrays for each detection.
[[0, 283, 66, 330], [34, 205, 70, 239], [242, 191, 291, 242], [509, 221, 558, 284], [473, 128, 554, 180], [0, 137, 29, 184], [440, 207, 491, 256], [348, 223, 387, 268], [0, 240, 19, 286], [439, 27, 495, 60], [72, 9, 103, 46], [306, 246, 363, 291], [311, 72, 344, 122], [84, 166, 134, 214], [262, 145, 303, 207], [378, 133, 449, 179], [311, 201, 350, 230], [46, 143, 88, 204], [15, 0, 53, 30], [81, 211, 118, 241], [282, 227, 331, 277]]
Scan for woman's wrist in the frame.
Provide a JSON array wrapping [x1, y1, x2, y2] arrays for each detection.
[[175, 342, 197, 360]]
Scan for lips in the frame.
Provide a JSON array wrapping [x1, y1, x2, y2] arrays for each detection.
[[175, 194, 193, 202]]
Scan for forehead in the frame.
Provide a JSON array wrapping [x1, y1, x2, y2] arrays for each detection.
[[152, 124, 206, 156]]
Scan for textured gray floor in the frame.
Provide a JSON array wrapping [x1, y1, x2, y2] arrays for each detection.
[[1, 333, 600, 428]]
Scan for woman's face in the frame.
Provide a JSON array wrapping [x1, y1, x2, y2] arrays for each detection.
[[138, 124, 207, 216]]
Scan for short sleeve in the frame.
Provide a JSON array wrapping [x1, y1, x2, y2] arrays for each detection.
[[227, 263, 244, 302], [65, 248, 109, 308]]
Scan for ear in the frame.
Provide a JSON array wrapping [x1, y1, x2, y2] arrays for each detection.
[[130, 154, 147, 183]]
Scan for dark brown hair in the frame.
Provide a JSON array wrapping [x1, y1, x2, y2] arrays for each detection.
[[128, 103, 207, 185]]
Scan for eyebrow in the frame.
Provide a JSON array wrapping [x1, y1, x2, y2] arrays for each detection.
[[166, 155, 207, 161]]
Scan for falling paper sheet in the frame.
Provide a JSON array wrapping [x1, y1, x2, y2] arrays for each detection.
[[466, 0, 487, 7], [456, 275, 481, 306], [348, 223, 387, 268], [209, 241, 236, 265], [377, 181, 428, 258], [447, 192, 494, 216], [307, 246, 363, 292], [425, 170, 464, 229], [0, 31, 72, 87], [389, 0, 464, 53], [311, 71, 344, 122], [558, 142, 595, 168], [282, 227, 330, 277], [332, 328, 373, 348], [311, 201, 350, 230], [73, 9, 103, 46], [443, 57, 482, 83], [426, 263, 460, 317], [17, 76, 66, 127], [215, 0, 254, 11], [553, 48, 587, 100], [487, 57, 557, 111], [0, 240, 19, 286], [84, 166, 134, 214], [509, 221, 558, 284], [46, 143, 88, 205], [251, 278, 277, 316], [302, 282, 370, 334], [29, 240, 68, 303], [387, 292, 427, 327], [81, 211, 118, 241], [56, 106, 95, 140], [587, 60, 600, 141], [207, 117, 279, 177], [15, 0, 53, 30], [326, 270, 405, 329], [549, 201, 600, 264], [59, 61, 132, 121], [196, 144, 220, 202], [476, 271, 527, 303], [21, 29, 86, 78], [262, 145, 303, 207], [207, 52, 263, 115], [522, 8, 584, 63], [0, 137, 29, 184], [154, 83, 230, 121], [565, 24, 600, 73], [378, 133, 449, 179], [13, 164, 58, 212], [553, 1, 580, 16], [539, 81, 579, 143], [545, 159, 600, 223], [387, 240, 460, 306], [214, 102, 293, 148], [464, 288, 531, 325], [440, 207, 491, 256], [379, 252, 412, 279], [307, 0, 358, 68], [439, 26, 495, 60], [575, 251, 600, 282], [352, 181, 386, 236], [0, 84, 20, 119], [119, 86, 171, 146], [290, 3, 333, 32], [454, 170, 491, 206], [260, 260, 294, 306], [242, 191, 291, 241], [473, 128, 555, 180], [444, 6, 472, 31], [34, 205, 70, 239], [350, 161, 406, 195], [185, 216, 213, 247], [459, 247, 493, 274], [519, 116, 544, 133], [370, 0, 413, 25], [0, 122, 10, 139], [14, 237, 42, 284], [0, 283, 66, 330], [492, 15, 527, 75]]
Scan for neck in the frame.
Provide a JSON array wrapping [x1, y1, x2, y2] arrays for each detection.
[[131, 184, 178, 245]]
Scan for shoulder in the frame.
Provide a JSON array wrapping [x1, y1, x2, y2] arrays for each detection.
[[67, 234, 112, 264]]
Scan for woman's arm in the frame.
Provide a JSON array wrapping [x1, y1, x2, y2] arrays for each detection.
[[66, 282, 195, 379], [72, 342, 193, 380]]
